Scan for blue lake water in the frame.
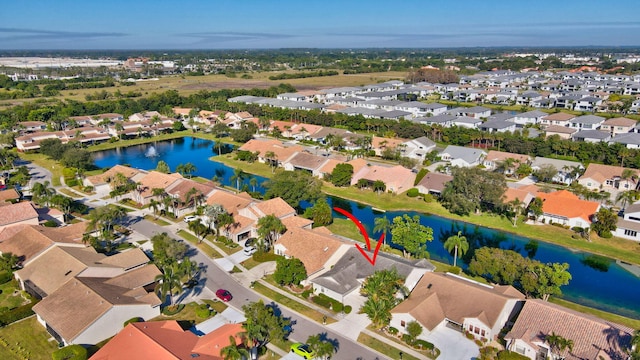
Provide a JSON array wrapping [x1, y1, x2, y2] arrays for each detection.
[[93, 137, 640, 320]]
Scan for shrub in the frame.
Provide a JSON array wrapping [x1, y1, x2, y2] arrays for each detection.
[[423, 194, 434, 203], [195, 304, 211, 318], [406, 188, 420, 198], [448, 266, 461, 275], [0, 301, 37, 326], [311, 294, 332, 308], [413, 339, 434, 350], [0, 271, 12, 284], [496, 350, 530, 360], [161, 304, 185, 315], [65, 178, 79, 187], [344, 305, 352, 314], [414, 168, 429, 185], [301, 289, 312, 299], [123, 317, 143, 327], [43, 220, 59, 227], [600, 230, 613, 238], [387, 326, 399, 335], [52, 344, 88, 360]]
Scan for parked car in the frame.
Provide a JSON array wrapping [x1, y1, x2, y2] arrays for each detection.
[[243, 246, 257, 256], [244, 238, 256, 248], [215, 289, 232, 302], [184, 215, 199, 223], [290, 343, 314, 359]]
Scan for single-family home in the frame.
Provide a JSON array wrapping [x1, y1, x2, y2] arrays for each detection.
[[543, 125, 578, 140], [610, 132, 640, 149], [614, 202, 640, 242], [439, 145, 487, 168], [483, 151, 531, 174], [33, 264, 162, 345], [311, 247, 434, 304], [15, 246, 150, 300], [451, 116, 483, 129], [238, 139, 304, 167], [283, 152, 330, 176], [390, 272, 524, 343], [164, 178, 217, 217], [0, 189, 20, 205], [90, 321, 245, 360], [571, 129, 611, 143], [450, 106, 492, 119], [599, 117, 637, 135], [516, 92, 543, 106], [568, 115, 605, 130], [0, 201, 39, 231], [83, 165, 148, 197], [414, 172, 453, 196], [531, 157, 583, 185], [573, 96, 603, 112], [274, 227, 350, 277], [540, 112, 576, 127], [0, 223, 87, 266], [502, 187, 536, 208], [418, 114, 457, 127], [512, 110, 548, 127], [351, 165, 417, 194], [578, 163, 639, 191], [132, 171, 184, 205], [504, 299, 633, 360], [401, 136, 436, 161], [535, 190, 600, 228], [478, 119, 517, 133]]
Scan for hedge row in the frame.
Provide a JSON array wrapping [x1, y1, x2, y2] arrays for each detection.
[[52, 344, 87, 360], [311, 293, 351, 313], [0, 301, 37, 327]]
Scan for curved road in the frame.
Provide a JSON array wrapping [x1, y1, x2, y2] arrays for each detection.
[[129, 216, 387, 360]]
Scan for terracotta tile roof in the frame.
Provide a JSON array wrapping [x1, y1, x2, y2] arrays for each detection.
[[269, 120, 296, 132], [347, 158, 369, 174], [0, 189, 20, 204], [351, 165, 416, 193], [485, 150, 531, 164], [85, 165, 144, 187], [503, 188, 535, 206], [90, 321, 243, 360], [275, 227, 345, 275], [391, 272, 524, 331], [0, 223, 86, 264], [166, 179, 217, 203], [137, 171, 183, 198], [172, 107, 193, 116], [318, 158, 342, 175], [579, 163, 639, 184], [251, 198, 296, 219], [206, 190, 254, 215], [505, 299, 633, 360], [33, 270, 161, 343], [225, 214, 255, 236], [0, 201, 38, 227], [291, 123, 322, 136], [281, 215, 314, 229], [238, 139, 304, 161], [536, 190, 600, 223], [544, 125, 578, 135], [542, 112, 576, 121], [372, 136, 406, 150], [602, 117, 636, 127]]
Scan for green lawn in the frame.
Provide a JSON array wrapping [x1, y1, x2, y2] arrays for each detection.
[[251, 282, 336, 325], [211, 154, 276, 179], [0, 316, 58, 360], [17, 152, 62, 186], [151, 301, 218, 324], [0, 280, 29, 309], [357, 333, 423, 360], [177, 230, 223, 258], [143, 214, 171, 226]]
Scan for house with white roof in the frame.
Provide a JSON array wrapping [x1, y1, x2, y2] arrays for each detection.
[[440, 146, 487, 168], [401, 136, 436, 161], [512, 110, 548, 127]]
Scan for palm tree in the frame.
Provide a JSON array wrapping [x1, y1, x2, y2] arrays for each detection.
[[373, 216, 391, 246], [630, 329, 640, 355], [249, 177, 258, 192], [264, 151, 277, 173], [220, 336, 248, 360], [361, 297, 393, 329], [616, 189, 639, 210], [546, 332, 574, 360], [256, 214, 286, 249], [230, 168, 247, 191], [182, 162, 197, 178], [149, 199, 160, 219], [373, 180, 386, 194], [444, 231, 469, 268], [306, 334, 336, 360], [188, 219, 209, 243], [155, 264, 183, 307], [114, 122, 124, 139], [31, 180, 55, 206]]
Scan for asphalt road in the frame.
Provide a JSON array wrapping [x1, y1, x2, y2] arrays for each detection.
[[128, 216, 386, 360]]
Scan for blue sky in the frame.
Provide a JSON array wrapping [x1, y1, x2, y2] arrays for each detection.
[[1, 0, 640, 50]]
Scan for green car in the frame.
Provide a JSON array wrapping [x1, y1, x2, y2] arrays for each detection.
[[290, 343, 315, 359]]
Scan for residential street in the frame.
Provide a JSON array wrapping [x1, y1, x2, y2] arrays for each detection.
[[127, 215, 391, 360]]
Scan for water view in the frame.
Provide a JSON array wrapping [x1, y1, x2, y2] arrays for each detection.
[[93, 137, 640, 319]]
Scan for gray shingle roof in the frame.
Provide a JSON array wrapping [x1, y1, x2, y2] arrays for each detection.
[[570, 115, 605, 125], [610, 132, 640, 146], [572, 130, 610, 140]]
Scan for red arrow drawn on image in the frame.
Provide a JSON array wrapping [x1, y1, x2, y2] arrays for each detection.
[[333, 207, 384, 266]]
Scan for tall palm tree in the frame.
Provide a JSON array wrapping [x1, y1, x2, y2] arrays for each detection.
[[249, 177, 258, 192], [220, 336, 248, 360], [230, 168, 247, 191], [149, 199, 160, 219], [264, 151, 277, 173], [361, 297, 393, 329], [373, 216, 391, 246], [616, 189, 639, 210], [182, 162, 197, 178], [155, 264, 183, 307], [188, 219, 208, 243], [546, 332, 574, 360], [444, 231, 469, 267], [31, 180, 56, 206]]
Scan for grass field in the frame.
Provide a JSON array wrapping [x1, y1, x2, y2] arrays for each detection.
[[0, 316, 58, 360], [0, 70, 408, 106], [251, 282, 336, 325], [549, 297, 640, 329], [151, 301, 222, 324], [357, 333, 424, 360], [0, 280, 29, 309]]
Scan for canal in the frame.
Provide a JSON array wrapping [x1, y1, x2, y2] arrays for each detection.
[[92, 137, 640, 320]]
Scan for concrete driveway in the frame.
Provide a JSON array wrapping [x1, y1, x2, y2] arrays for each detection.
[[423, 324, 479, 360]]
